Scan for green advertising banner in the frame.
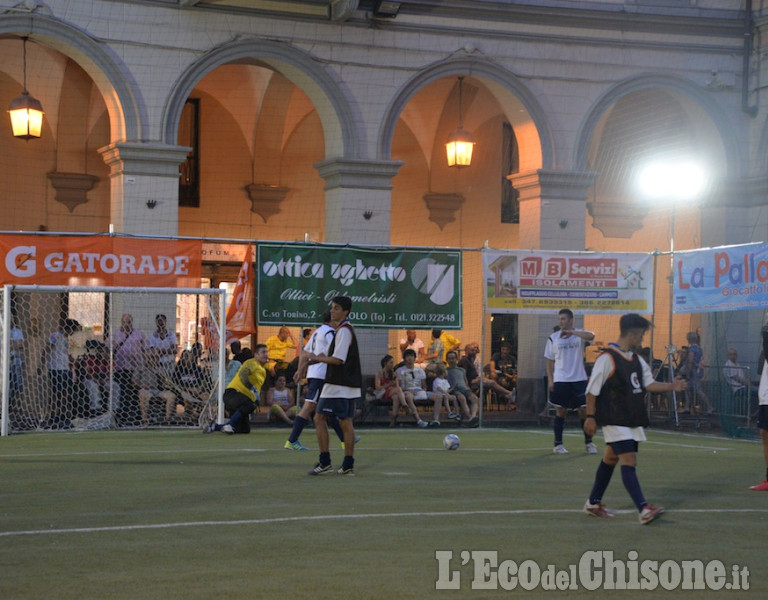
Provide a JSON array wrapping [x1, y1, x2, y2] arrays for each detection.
[[257, 243, 462, 328]]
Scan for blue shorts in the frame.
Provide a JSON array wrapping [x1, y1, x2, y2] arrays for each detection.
[[304, 378, 324, 404], [550, 381, 587, 410], [757, 405, 768, 431], [608, 439, 639, 455], [317, 397, 357, 420]]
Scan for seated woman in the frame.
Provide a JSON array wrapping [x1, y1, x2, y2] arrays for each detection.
[[375, 354, 422, 427], [266, 374, 296, 425]]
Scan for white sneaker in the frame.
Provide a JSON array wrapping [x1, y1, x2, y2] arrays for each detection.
[[417, 420, 428, 428], [221, 424, 234, 434], [585, 442, 598, 454], [553, 444, 568, 454]]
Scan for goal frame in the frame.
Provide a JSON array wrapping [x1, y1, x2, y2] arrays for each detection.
[[1, 284, 226, 437]]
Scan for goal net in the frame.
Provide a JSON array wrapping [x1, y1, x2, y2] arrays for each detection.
[[1, 285, 225, 436]]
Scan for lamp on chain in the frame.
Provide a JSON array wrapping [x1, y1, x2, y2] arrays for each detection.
[[8, 37, 44, 140], [445, 76, 475, 167]]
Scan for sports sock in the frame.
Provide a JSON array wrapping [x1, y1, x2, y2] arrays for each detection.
[[226, 410, 243, 427], [319, 451, 331, 467], [620, 465, 647, 512], [288, 415, 309, 443], [765, 467, 768, 482], [589, 460, 615, 504], [554, 416, 565, 446], [342, 455, 354, 470], [329, 416, 345, 442], [581, 419, 592, 444]]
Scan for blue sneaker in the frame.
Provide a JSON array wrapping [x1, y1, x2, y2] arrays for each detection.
[[340, 435, 361, 449], [284, 440, 308, 451]]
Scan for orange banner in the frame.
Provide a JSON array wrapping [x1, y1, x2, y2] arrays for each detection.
[[225, 244, 256, 339], [0, 235, 202, 288]]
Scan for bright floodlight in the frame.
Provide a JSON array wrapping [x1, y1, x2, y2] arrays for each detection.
[[636, 161, 707, 202]]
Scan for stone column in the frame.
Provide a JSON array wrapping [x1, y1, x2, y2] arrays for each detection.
[[315, 158, 403, 376], [99, 142, 190, 236], [98, 142, 190, 332], [507, 169, 597, 413]]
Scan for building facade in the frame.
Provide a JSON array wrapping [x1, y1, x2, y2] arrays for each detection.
[[1, 0, 766, 408]]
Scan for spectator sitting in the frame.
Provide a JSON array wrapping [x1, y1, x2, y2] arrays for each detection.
[[76, 340, 120, 415], [265, 326, 297, 377], [432, 362, 458, 423], [375, 354, 424, 427], [396, 349, 441, 427], [398, 330, 426, 367], [490, 342, 517, 392], [459, 343, 516, 405], [266, 374, 296, 425], [446, 350, 479, 425], [725, 348, 751, 395], [172, 349, 212, 421], [136, 347, 176, 427]]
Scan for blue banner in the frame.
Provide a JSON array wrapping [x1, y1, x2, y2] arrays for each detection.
[[674, 242, 768, 313]]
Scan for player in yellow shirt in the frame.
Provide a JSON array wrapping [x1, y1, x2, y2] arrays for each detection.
[[204, 344, 268, 434]]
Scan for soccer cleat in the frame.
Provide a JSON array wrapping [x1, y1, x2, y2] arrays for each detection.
[[749, 480, 768, 491], [585, 442, 598, 455], [639, 504, 664, 525], [308, 462, 334, 476], [202, 421, 216, 434], [553, 444, 568, 454], [284, 440, 307, 451], [221, 424, 234, 434], [337, 466, 355, 476], [584, 500, 614, 519], [417, 420, 428, 428]]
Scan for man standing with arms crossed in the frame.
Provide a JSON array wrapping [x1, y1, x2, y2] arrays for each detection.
[[545, 308, 596, 454], [305, 296, 361, 476]]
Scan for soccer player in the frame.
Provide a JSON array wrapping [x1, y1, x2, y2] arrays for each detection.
[[750, 313, 768, 491], [305, 296, 361, 475], [582, 313, 686, 524], [204, 343, 268, 434], [285, 310, 348, 450], [545, 308, 596, 454]]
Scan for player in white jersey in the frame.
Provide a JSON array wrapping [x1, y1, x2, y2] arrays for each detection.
[[285, 310, 346, 450], [544, 308, 596, 455]]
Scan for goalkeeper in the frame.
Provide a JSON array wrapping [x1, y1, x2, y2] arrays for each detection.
[[204, 344, 268, 434]]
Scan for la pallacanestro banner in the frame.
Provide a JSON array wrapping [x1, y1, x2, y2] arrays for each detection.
[[0, 235, 202, 288]]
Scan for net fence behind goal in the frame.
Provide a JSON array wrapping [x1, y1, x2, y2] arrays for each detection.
[[1, 285, 225, 436]]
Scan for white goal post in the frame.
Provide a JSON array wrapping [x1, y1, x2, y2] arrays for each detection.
[[1, 285, 226, 436]]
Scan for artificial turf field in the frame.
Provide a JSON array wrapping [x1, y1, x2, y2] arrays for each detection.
[[1, 427, 766, 599]]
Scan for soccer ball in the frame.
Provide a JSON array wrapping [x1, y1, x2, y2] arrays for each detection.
[[443, 433, 460, 451]]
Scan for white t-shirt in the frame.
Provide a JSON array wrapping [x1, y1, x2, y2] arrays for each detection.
[[544, 330, 589, 382], [433, 377, 450, 394], [396, 364, 428, 400], [319, 324, 361, 399], [304, 324, 334, 380], [148, 330, 178, 366], [723, 359, 747, 392], [586, 345, 655, 443], [401, 337, 424, 351], [759, 362, 768, 406]]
